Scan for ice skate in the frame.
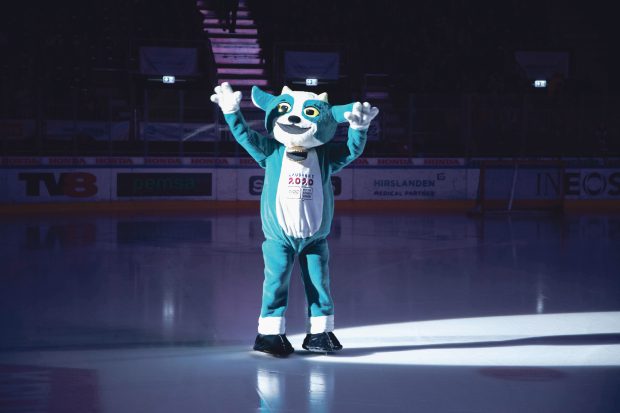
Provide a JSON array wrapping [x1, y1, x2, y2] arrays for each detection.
[[253, 334, 295, 357], [302, 332, 343, 353]]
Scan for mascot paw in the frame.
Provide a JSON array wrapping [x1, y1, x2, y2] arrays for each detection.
[[253, 334, 295, 357], [210, 82, 242, 114], [302, 332, 343, 353], [344, 102, 379, 130]]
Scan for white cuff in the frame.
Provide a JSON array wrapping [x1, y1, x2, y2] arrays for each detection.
[[349, 123, 369, 131], [222, 107, 240, 115], [258, 316, 285, 335], [307, 315, 334, 334]]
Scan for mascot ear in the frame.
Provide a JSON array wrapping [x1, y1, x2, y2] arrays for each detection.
[[281, 85, 294, 95], [251, 86, 274, 111], [331, 103, 355, 123]]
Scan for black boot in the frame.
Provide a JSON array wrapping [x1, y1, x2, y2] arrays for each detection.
[[302, 332, 343, 353], [253, 334, 295, 357]]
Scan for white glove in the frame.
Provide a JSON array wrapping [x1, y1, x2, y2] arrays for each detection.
[[344, 102, 379, 130], [210, 82, 242, 114]]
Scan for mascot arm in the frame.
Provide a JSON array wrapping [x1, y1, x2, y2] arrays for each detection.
[[224, 111, 276, 166], [330, 102, 379, 173], [329, 127, 368, 174], [212, 82, 276, 166]]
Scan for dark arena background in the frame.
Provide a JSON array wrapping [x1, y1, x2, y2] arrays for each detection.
[[1, 1, 619, 412]]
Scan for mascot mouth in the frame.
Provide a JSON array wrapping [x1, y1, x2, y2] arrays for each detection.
[[276, 122, 311, 135]]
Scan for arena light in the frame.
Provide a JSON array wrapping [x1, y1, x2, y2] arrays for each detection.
[[306, 78, 318, 86], [289, 312, 620, 367], [162, 75, 176, 84], [533, 79, 547, 88]]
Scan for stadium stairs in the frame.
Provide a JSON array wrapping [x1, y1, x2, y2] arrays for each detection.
[[196, 0, 270, 134]]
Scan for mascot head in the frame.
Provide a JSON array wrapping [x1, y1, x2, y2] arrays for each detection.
[[251, 85, 354, 150]]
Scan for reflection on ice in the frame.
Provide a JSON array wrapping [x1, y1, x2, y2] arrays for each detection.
[[256, 368, 283, 412], [308, 366, 331, 413], [255, 365, 332, 412]]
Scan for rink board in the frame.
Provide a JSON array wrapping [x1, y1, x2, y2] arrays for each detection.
[[0, 157, 619, 205]]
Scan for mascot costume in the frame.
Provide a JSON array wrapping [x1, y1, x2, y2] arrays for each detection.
[[211, 82, 378, 356]]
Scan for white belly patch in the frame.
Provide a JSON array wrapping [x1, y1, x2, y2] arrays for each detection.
[[275, 150, 323, 238]]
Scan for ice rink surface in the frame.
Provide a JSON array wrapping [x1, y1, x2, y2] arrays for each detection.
[[1, 210, 620, 412]]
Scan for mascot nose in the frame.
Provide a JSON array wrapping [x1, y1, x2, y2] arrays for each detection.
[[288, 115, 301, 124]]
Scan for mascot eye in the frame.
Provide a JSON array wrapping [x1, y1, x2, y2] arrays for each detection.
[[304, 107, 320, 118], [277, 102, 291, 114]]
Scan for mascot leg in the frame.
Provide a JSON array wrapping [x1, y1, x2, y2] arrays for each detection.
[[299, 239, 343, 353], [253, 239, 295, 356]]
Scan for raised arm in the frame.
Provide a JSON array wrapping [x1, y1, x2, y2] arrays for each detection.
[[211, 82, 277, 166], [330, 102, 379, 173]]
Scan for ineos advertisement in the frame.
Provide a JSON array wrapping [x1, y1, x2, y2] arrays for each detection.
[[564, 170, 620, 199]]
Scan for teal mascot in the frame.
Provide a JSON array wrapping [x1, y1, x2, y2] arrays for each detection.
[[211, 82, 379, 356]]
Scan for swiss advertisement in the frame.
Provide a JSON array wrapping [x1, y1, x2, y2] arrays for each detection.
[[353, 169, 470, 200]]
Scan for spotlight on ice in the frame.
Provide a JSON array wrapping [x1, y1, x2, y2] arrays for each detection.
[[290, 312, 620, 367]]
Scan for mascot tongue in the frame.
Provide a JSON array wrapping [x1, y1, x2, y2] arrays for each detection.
[[286, 146, 308, 162]]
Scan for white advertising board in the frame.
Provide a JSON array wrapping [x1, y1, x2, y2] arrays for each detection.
[[113, 169, 216, 201], [482, 167, 620, 201], [46, 121, 130, 141], [352, 168, 470, 200], [1, 157, 618, 204], [140, 122, 218, 141], [4, 169, 113, 203], [236, 167, 265, 201], [564, 169, 620, 200]]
